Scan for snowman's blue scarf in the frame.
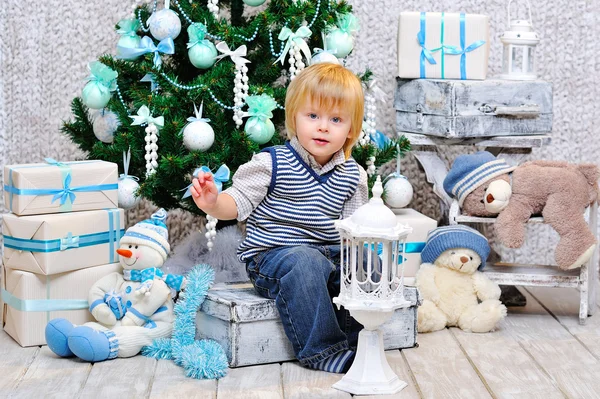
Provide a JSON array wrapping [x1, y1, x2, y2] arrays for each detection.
[[123, 267, 185, 291]]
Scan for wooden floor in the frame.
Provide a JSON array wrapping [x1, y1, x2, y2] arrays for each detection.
[[2, 286, 600, 398]]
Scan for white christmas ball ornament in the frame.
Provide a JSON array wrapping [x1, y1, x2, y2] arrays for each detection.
[[118, 177, 141, 209], [383, 175, 414, 209], [311, 51, 340, 65], [148, 9, 181, 41], [92, 110, 120, 143], [183, 120, 214, 151], [325, 29, 354, 58], [242, 0, 266, 5]]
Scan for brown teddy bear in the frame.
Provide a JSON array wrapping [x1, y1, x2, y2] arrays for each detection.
[[443, 151, 599, 270]]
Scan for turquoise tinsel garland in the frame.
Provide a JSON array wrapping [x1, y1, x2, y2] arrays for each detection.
[[142, 264, 228, 379]]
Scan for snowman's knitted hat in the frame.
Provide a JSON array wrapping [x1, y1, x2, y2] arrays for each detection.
[[120, 208, 170, 261], [443, 151, 517, 206]]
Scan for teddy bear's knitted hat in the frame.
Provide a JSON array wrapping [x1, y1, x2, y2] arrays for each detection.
[[443, 151, 517, 206], [421, 225, 490, 267], [120, 208, 170, 261]]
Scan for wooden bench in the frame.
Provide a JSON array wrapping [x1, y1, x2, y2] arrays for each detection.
[[405, 132, 598, 324]]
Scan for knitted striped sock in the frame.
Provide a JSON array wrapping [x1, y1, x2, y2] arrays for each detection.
[[307, 350, 355, 373]]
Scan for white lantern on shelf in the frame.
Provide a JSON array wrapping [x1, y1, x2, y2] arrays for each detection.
[[332, 176, 413, 396], [500, 0, 540, 80]]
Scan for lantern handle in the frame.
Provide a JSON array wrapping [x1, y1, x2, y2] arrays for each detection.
[[507, 0, 534, 26]]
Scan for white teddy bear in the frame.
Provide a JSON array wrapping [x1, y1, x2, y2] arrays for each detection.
[[416, 226, 507, 333]]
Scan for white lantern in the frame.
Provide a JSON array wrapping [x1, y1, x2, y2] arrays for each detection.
[[332, 176, 413, 395], [500, 0, 540, 80]]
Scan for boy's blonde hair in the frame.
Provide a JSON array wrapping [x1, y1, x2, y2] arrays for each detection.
[[285, 63, 364, 159]]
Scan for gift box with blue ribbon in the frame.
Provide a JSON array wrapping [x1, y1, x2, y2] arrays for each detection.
[[391, 208, 438, 285], [397, 12, 489, 80], [3, 159, 118, 216], [1, 262, 121, 346], [2, 209, 124, 275]]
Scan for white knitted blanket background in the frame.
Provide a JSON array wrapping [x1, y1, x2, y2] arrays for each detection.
[[1, 0, 598, 266]]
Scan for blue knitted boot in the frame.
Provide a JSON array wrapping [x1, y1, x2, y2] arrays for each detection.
[[67, 327, 119, 362], [45, 318, 75, 357]]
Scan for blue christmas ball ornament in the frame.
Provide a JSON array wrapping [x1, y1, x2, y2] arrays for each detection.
[[325, 29, 354, 58], [92, 110, 120, 143], [117, 35, 141, 52], [243, 0, 266, 5], [149, 8, 181, 41], [82, 82, 111, 109], [189, 41, 217, 69], [245, 117, 275, 145]]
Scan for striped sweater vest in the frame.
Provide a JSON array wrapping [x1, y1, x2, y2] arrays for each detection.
[[237, 142, 360, 262]]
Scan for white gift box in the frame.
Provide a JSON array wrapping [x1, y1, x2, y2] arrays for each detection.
[[1, 262, 122, 347], [397, 12, 490, 80], [2, 209, 124, 275], [393, 208, 438, 285], [4, 160, 118, 216]]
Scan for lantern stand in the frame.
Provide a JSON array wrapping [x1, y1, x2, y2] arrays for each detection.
[[332, 176, 413, 395], [499, 0, 540, 80]]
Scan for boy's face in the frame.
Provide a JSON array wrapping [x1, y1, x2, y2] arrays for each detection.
[[294, 100, 352, 166]]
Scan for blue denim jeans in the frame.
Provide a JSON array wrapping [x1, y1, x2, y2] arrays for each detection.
[[246, 244, 363, 366]]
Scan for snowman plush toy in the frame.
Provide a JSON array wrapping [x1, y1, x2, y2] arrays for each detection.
[[45, 209, 186, 362]]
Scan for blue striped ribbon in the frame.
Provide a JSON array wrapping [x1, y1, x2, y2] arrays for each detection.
[[3, 210, 123, 262], [1, 288, 88, 312], [4, 160, 117, 212], [417, 12, 486, 80]]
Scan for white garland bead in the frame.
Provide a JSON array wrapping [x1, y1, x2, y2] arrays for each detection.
[[241, 66, 248, 73], [289, 48, 296, 55], [297, 61, 305, 69], [242, 75, 249, 82], [207, 241, 214, 249]]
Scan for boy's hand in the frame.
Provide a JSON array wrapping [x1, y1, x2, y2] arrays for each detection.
[[190, 172, 219, 210]]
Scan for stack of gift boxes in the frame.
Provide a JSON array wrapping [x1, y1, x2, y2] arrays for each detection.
[[389, 11, 490, 281], [1, 159, 124, 346]]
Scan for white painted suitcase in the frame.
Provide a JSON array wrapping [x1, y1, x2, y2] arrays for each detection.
[[195, 284, 421, 367], [394, 78, 553, 138]]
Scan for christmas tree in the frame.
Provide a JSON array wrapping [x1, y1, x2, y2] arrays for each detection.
[[62, 0, 410, 216]]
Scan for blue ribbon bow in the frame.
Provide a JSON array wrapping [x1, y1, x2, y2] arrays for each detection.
[[60, 232, 80, 251], [182, 164, 230, 199], [140, 73, 159, 92], [117, 36, 175, 68], [119, 147, 140, 182], [51, 174, 76, 205]]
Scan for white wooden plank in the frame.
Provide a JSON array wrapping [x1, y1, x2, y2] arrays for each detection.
[[450, 328, 564, 398], [11, 346, 91, 399], [484, 264, 581, 287], [455, 215, 545, 224], [402, 329, 492, 399], [402, 133, 551, 148], [79, 355, 157, 398], [217, 363, 283, 399], [281, 362, 351, 399], [0, 330, 39, 393], [527, 286, 600, 358], [361, 350, 421, 399], [149, 359, 217, 399], [500, 288, 600, 397]]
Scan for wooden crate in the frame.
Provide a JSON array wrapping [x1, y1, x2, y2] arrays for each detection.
[[195, 284, 421, 367], [395, 78, 553, 138]]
